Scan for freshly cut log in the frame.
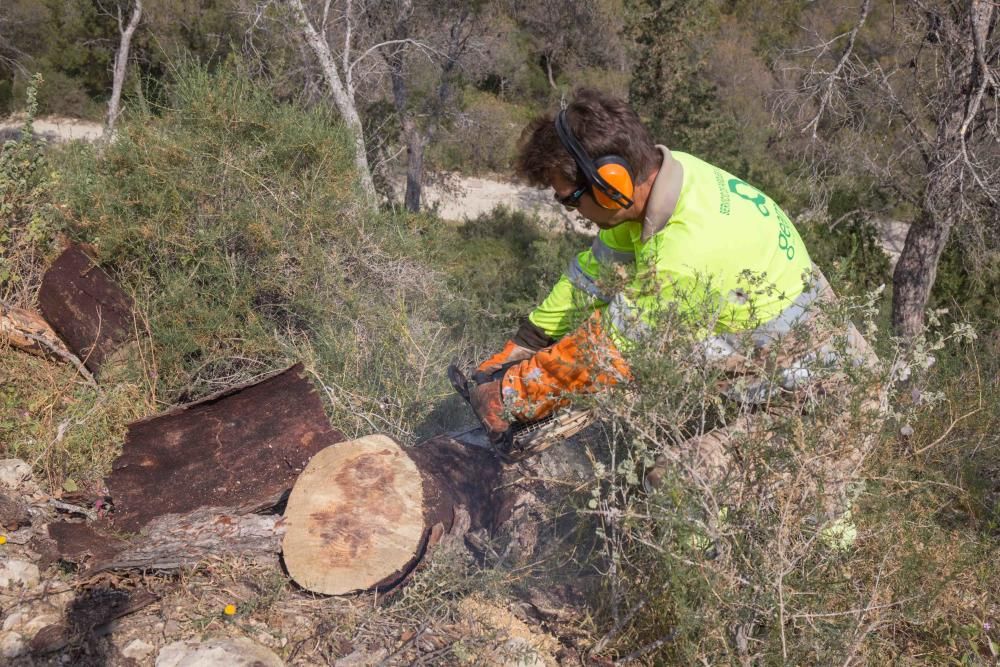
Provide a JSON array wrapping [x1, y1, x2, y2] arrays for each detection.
[[0, 302, 96, 386], [283, 434, 502, 595], [283, 435, 426, 596]]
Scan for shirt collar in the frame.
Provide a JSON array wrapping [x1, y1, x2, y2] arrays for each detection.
[[641, 145, 684, 242]]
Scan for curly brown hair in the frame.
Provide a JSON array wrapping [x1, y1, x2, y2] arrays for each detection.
[[514, 88, 660, 188]]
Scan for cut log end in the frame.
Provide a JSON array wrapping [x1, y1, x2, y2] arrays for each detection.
[[282, 434, 426, 596]]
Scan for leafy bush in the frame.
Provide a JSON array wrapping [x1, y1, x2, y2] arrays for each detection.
[[429, 89, 535, 176], [46, 64, 473, 443], [0, 74, 62, 307], [433, 205, 589, 352]]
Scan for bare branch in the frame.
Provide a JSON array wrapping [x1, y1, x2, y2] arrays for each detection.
[[802, 0, 873, 139], [348, 37, 440, 81]]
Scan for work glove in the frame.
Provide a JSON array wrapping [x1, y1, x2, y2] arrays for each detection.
[[503, 311, 631, 423], [468, 377, 511, 443], [474, 320, 555, 384]]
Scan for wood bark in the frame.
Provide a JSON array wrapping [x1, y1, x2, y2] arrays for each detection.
[[287, 0, 378, 204], [106, 363, 342, 532], [94, 508, 285, 571], [1, 302, 71, 358], [104, 0, 142, 140], [892, 198, 956, 339], [38, 244, 135, 377]]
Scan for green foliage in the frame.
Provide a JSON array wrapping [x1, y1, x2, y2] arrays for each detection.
[[799, 214, 892, 298], [0, 73, 61, 305], [930, 238, 1000, 330], [46, 64, 470, 443], [568, 283, 997, 662], [429, 90, 535, 175], [434, 206, 588, 346]]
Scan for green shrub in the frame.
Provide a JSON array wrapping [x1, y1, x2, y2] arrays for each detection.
[[0, 73, 62, 307], [46, 64, 475, 443], [562, 285, 997, 662]]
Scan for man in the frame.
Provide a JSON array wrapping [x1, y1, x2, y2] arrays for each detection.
[[468, 89, 875, 498]]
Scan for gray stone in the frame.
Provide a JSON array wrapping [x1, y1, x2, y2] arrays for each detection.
[[333, 648, 388, 666], [2, 610, 26, 632], [22, 613, 61, 636], [155, 638, 283, 667], [0, 560, 40, 589], [0, 630, 26, 658], [122, 638, 155, 661], [0, 460, 31, 489]]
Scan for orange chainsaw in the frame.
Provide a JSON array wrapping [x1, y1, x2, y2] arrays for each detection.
[[447, 362, 592, 463]]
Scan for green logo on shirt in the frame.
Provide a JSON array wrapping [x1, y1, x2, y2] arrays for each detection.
[[727, 178, 795, 260]]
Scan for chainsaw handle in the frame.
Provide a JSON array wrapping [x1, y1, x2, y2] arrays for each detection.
[[447, 362, 471, 402]]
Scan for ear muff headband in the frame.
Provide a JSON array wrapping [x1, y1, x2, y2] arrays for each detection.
[[554, 110, 635, 210]]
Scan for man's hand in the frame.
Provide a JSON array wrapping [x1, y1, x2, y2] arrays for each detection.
[[474, 340, 534, 383], [473, 320, 555, 384]]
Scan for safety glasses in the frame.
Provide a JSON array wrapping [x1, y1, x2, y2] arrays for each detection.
[[556, 185, 587, 209]]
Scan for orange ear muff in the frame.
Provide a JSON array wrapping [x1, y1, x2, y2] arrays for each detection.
[[592, 156, 635, 210]]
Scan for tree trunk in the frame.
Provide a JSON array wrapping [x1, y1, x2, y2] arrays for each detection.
[[403, 121, 425, 212], [891, 209, 955, 339], [544, 52, 556, 89], [288, 0, 378, 204], [104, 0, 142, 141], [890, 2, 995, 339]]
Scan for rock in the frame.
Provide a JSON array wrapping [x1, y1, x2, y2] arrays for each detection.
[[333, 648, 388, 666], [162, 619, 180, 637], [0, 560, 40, 589], [22, 613, 61, 636], [0, 460, 31, 489], [0, 491, 30, 529], [0, 630, 27, 658], [29, 623, 70, 654], [155, 638, 283, 667], [2, 611, 27, 632], [123, 638, 156, 661]]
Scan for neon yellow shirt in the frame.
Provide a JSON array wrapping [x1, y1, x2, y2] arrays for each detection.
[[528, 150, 813, 342]]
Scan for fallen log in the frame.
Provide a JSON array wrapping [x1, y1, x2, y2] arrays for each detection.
[[282, 434, 502, 595], [94, 508, 285, 571], [0, 302, 95, 384], [52, 434, 502, 588]]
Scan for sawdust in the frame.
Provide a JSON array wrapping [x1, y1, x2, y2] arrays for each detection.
[[457, 595, 560, 666]]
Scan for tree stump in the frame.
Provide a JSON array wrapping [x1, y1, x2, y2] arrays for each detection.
[[283, 434, 501, 595]]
